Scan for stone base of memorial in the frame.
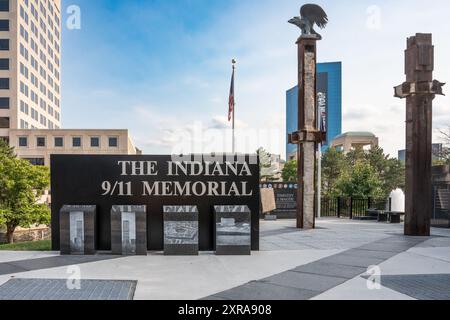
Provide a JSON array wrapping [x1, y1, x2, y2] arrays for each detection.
[[111, 205, 147, 256], [214, 206, 251, 256], [163, 206, 199, 256], [60, 205, 97, 255]]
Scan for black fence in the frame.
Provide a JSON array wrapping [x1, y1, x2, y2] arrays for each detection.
[[432, 186, 450, 228], [321, 197, 388, 219]]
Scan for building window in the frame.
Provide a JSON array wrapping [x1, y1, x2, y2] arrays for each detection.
[[54, 137, 63, 147], [20, 119, 28, 129], [0, 117, 8, 128], [25, 158, 45, 166], [36, 137, 46, 147], [0, 0, 9, 12], [0, 78, 9, 89], [0, 39, 8, 50], [19, 137, 28, 147], [109, 137, 118, 148], [72, 137, 82, 147], [91, 137, 100, 148], [0, 20, 8, 31], [0, 97, 8, 109], [0, 58, 8, 70]]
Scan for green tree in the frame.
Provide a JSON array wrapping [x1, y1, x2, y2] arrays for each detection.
[[335, 162, 383, 198], [436, 127, 450, 164], [0, 153, 50, 243], [0, 139, 15, 158], [321, 145, 404, 199], [346, 147, 366, 167], [321, 148, 346, 197], [366, 147, 405, 198], [282, 160, 297, 182]]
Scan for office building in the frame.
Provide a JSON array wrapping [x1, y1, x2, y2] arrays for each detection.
[[331, 132, 379, 154], [0, 0, 61, 142], [0, 0, 139, 165], [286, 62, 342, 160], [10, 129, 141, 166], [398, 144, 444, 162]]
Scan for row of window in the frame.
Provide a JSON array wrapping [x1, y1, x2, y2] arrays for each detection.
[[20, 42, 61, 97], [19, 58, 60, 101], [18, 136, 120, 148], [20, 99, 60, 128], [20, 1, 61, 63], [20, 80, 60, 116]]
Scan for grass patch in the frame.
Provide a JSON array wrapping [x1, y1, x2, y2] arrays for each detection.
[[0, 240, 52, 251]]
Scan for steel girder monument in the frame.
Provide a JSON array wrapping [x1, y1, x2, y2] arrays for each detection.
[[288, 4, 328, 229], [394, 34, 445, 236]]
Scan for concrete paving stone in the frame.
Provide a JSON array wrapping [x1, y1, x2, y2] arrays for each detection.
[[292, 262, 367, 279], [343, 249, 400, 260], [212, 281, 320, 301], [3, 255, 122, 275], [319, 254, 385, 268], [0, 263, 26, 275], [415, 238, 450, 248], [201, 295, 228, 300], [260, 271, 348, 292], [357, 243, 416, 253], [362, 274, 450, 300]]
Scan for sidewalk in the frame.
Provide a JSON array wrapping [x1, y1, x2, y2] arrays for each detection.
[[0, 218, 449, 300]]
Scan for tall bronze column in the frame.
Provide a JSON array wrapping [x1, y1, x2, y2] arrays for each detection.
[[288, 4, 328, 229], [394, 33, 445, 236]]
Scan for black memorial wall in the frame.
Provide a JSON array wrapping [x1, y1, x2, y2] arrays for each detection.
[[51, 155, 260, 251]]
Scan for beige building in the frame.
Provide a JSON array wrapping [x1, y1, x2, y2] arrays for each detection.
[[0, 0, 62, 141], [331, 132, 379, 154], [9, 129, 141, 166], [0, 0, 140, 165]]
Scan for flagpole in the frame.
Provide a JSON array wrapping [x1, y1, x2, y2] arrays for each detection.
[[232, 59, 236, 154]]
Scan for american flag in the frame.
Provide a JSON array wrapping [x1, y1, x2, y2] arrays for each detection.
[[228, 66, 235, 122]]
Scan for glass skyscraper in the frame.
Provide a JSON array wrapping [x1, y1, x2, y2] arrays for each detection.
[[286, 62, 342, 160]]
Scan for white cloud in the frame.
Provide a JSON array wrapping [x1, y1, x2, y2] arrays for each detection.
[[122, 1, 450, 159]]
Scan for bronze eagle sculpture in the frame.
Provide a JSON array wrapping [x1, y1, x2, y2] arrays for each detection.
[[289, 4, 328, 40]]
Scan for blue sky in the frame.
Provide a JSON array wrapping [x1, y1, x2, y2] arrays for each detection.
[[61, 0, 450, 158]]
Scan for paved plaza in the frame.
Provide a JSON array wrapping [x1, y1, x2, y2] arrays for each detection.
[[0, 218, 449, 300]]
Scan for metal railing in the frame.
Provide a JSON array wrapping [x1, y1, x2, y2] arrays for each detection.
[[321, 197, 388, 219]]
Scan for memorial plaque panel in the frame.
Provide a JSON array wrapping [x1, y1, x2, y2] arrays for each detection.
[[214, 205, 251, 255], [163, 206, 199, 256], [260, 183, 298, 218], [111, 205, 147, 256], [60, 205, 96, 255]]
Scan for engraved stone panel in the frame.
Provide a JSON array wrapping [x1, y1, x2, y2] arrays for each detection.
[[214, 205, 251, 255], [111, 205, 147, 256], [163, 206, 199, 256], [60, 205, 96, 255]]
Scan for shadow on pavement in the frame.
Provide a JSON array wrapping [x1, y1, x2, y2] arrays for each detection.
[[0, 255, 124, 276]]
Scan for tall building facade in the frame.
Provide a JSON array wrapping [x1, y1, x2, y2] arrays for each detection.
[[0, 0, 140, 166], [286, 62, 342, 160], [0, 0, 61, 143]]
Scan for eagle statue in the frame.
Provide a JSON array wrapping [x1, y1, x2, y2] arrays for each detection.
[[289, 4, 328, 40]]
